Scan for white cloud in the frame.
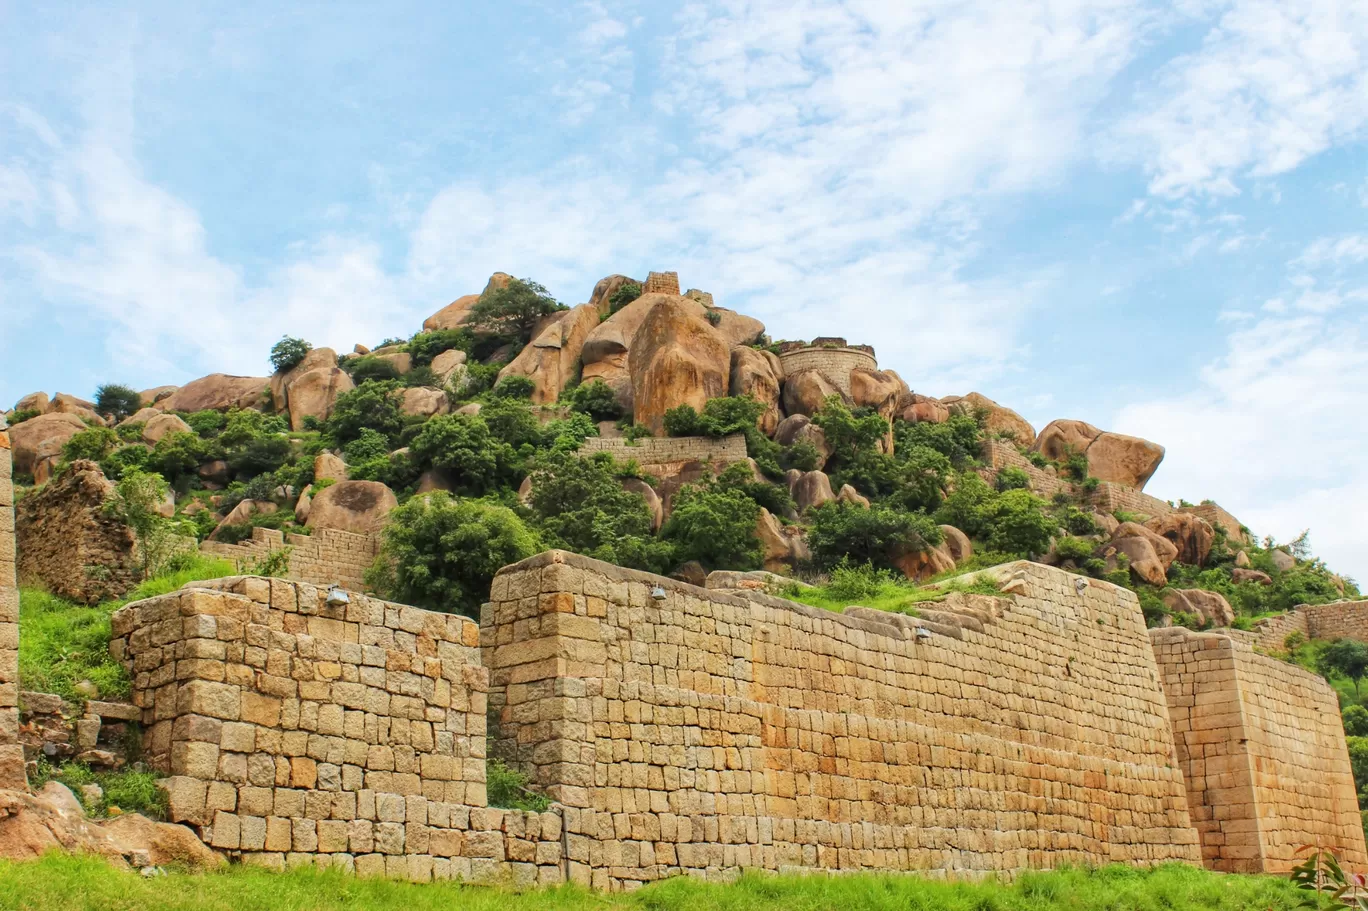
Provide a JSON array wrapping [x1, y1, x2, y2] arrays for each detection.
[[1295, 234, 1368, 269], [1119, 0, 1368, 198]]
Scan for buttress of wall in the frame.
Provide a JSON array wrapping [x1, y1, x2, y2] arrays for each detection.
[[107, 576, 566, 881], [1151, 628, 1366, 874], [0, 424, 23, 787], [482, 553, 1199, 889]]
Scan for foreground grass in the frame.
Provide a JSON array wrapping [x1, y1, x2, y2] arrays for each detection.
[[18, 555, 235, 700], [787, 561, 1003, 616], [0, 855, 1306, 911]]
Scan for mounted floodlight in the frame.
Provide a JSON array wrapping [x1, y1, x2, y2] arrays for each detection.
[[326, 585, 350, 608], [915, 627, 932, 641], [650, 584, 667, 602]]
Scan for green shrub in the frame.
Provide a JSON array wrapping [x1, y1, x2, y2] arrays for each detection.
[[31, 760, 169, 820], [269, 336, 313, 373], [150, 431, 218, 487], [347, 355, 403, 384], [93, 384, 142, 421], [480, 398, 543, 449], [1060, 506, 1099, 536], [100, 444, 151, 480], [465, 277, 566, 343], [983, 488, 1056, 557], [327, 381, 405, 447], [825, 560, 901, 602], [565, 379, 623, 421], [779, 441, 821, 473], [663, 396, 766, 438], [407, 329, 471, 366], [661, 484, 761, 570], [485, 759, 550, 812], [114, 422, 144, 443], [1344, 705, 1368, 737], [18, 589, 130, 700], [492, 374, 536, 400], [409, 414, 516, 496], [1054, 536, 1097, 563], [887, 444, 952, 512], [716, 462, 795, 517], [542, 411, 599, 453], [366, 493, 540, 617], [61, 427, 119, 463], [933, 471, 998, 538], [705, 309, 723, 327], [807, 502, 941, 572], [995, 466, 1030, 492], [7, 408, 40, 425], [895, 412, 983, 466], [608, 281, 642, 314], [812, 399, 887, 468], [1026, 451, 1049, 468], [184, 409, 227, 437]]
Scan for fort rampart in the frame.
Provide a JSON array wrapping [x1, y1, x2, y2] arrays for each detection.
[[579, 434, 747, 478], [1151, 627, 1366, 873], [0, 421, 23, 787], [1250, 600, 1368, 652], [776, 347, 877, 398], [200, 527, 380, 593]]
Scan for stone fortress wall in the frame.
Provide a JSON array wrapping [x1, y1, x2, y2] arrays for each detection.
[[0, 420, 24, 787], [1250, 600, 1368, 652], [579, 434, 748, 479], [776, 342, 878, 399], [483, 554, 1203, 888], [1151, 628, 1367, 872], [1089, 482, 1175, 519], [200, 527, 380, 593], [978, 440, 1071, 499]]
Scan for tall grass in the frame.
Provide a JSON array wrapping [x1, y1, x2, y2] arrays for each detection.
[[0, 856, 1306, 911]]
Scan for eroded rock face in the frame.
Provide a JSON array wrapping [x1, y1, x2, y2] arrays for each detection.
[[8, 412, 87, 477], [1032, 419, 1102, 462], [422, 272, 514, 332], [939, 525, 973, 565], [269, 348, 339, 414], [500, 303, 601, 404], [1108, 522, 1180, 586], [142, 413, 192, 445], [305, 480, 397, 535], [782, 369, 844, 418], [1030, 420, 1165, 490], [139, 386, 178, 406], [946, 392, 1036, 446], [850, 368, 905, 419], [729, 347, 784, 435], [209, 499, 277, 541], [118, 407, 161, 429], [286, 367, 355, 431], [901, 394, 950, 424], [621, 477, 664, 532], [791, 470, 836, 512], [892, 541, 956, 582], [1270, 549, 1296, 572], [14, 392, 51, 415], [313, 452, 349, 483], [838, 484, 870, 508], [629, 299, 730, 436], [1145, 513, 1214, 567], [159, 374, 270, 413], [1163, 589, 1235, 627], [400, 386, 450, 419]]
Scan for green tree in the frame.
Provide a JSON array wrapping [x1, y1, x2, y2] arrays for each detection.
[[1318, 638, 1368, 697], [480, 398, 543, 450], [895, 412, 984, 466], [663, 396, 766, 438], [1344, 705, 1368, 737], [662, 483, 761, 570], [327, 381, 405, 447], [150, 431, 218, 487], [346, 356, 403, 384], [933, 471, 998, 538], [982, 488, 1055, 557], [889, 444, 953, 513], [409, 414, 515, 495], [102, 468, 173, 576], [269, 336, 313, 373], [608, 281, 641, 314], [408, 329, 471, 366], [565, 379, 623, 422], [61, 427, 119, 464], [807, 502, 941, 572], [492, 375, 536, 400], [465, 277, 566, 342], [366, 493, 540, 617], [812, 398, 887, 467], [94, 384, 142, 421]]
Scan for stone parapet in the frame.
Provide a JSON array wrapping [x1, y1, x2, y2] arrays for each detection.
[[200, 527, 380, 592], [0, 423, 23, 787], [776, 346, 877, 398], [578, 434, 747, 479], [482, 552, 1200, 888], [1177, 503, 1250, 544], [1249, 600, 1368, 652], [978, 440, 1071, 498], [1089, 482, 1175, 519]]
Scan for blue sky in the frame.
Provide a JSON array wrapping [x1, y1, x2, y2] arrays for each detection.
[[3, 1, 1367, 578]]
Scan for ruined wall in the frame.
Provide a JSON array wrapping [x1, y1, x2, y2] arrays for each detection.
[[0, 421, 24, 787], [15, 459, 140, 604], [978, 440, 1071, 498], [483, 554, 1200, 889], [109, 577, 563, 882], [200, 527, 379, 592], [1178, 503, 1250, 544], [643, 272, 680, 296], [1249, 601, 1368, 652], [1151, 628, 1366, 873], [1250, 611, 1311, 651], [776, 347, 877, 398], [578, 434, 747, 479], [1089, 482, 1174, 519]]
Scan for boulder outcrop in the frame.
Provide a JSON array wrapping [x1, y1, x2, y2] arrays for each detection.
[[499, 303, 600, 404], [629, 298, 730, 436], [587, 273, 641, 318], [400, 386, 450, 419], [1145, 513, 1214, 567], [1030, 419, 1165, 489], [901, 394, 950, 424], [1107, 522, 1179, 586], [142, 413, 192, 445], [269, 347, 339, 414], [946, 393, 1036, 446], [1163, 589, 1235, 627], [305, 480, 397, 535], [729, 347, 784, 435], [13, 392, 50, 415], [782, 369, 844, 417], [422, 272, 513, 332], [313, 452, 349, 483], [8, 412, 87, 477], [791, 470, 836, 512], [159, 374, 270, 413], [286, 367, 355, 431]]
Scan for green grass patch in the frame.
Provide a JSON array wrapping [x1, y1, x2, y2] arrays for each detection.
[[0, 855, 1306, 911], [486, 759, 551, 812], [786, 561, 1001, 616], [30, 759, 169, 820], [18, 554, 236, 700]]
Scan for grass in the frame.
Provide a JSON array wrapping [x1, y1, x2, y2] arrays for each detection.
[[0, 856, 1309, 911], [786, 561, 1003, 616], [18, 554, 236, 700], [30, 758, 169, 820]]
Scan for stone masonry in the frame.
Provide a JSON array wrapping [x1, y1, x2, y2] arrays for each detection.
[[776, 345, 878, 399], [1151, 628, 1367, 873], [109, 576, 563, 882], [200, 527, 380, 593], [578, 434, 748, 481], [978, 440, 1071, 499], [1250, 600, 1368, 652], [643, 272, 680, 296], [482, 554, 1201, 889], [0, 419, 24, 788], [1089, 482, 1175, 519]]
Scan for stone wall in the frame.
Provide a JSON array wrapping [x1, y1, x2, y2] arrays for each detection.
[[578, 434, 748, 480], [776, 347, 878, 398], [643, 272, 680, 296], [482, 553, 1200, 888], [978, 440, 1071, 498], [1249, 611, 1312, 651], [15, 459, 141, 604], [1151, 628, 1366, 873], [1178, 503, 1250, 544], [108, 576, 565, 882], [1089, 482, 1174, 519], [200, 527, 380, 592], [0, 421, 23, 787], [1250, 600, 1368, 652]]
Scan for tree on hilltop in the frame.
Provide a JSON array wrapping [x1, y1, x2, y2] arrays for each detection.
[[465, 277, 566, 343]]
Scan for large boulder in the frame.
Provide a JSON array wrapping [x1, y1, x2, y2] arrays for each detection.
[[838, 484, 870, 508], [1107, 521, 1179, 586], [892, 540, 956, 582], [0, 784, 125, 865], [938, 525, 973, 565], [1145, 513, 1214, 567], [1085, 433, 1165, 489], [101, 812, 223, 869], [305, 480, 397, 535], [754, 508, 810, 574], [620, 477, 664, 532], [269, 347, 338, 413], [142, 413, 192, 445], [499, 303, 601, 404], [850, 368, 905, 418], [781, 369, 844, 418], [50, 394, 104, 425], [1270, 549, 1296, 572], [313, 452, 349, 483], [1163, 589, 1235, 628], [117, 407, 161, 428], [431, 348, 469, 394], [159, 374, 270, 413], [901, 394, 950, 424], [8, 412, 87, 476], [400, 386, 450, 419], [629, 298, 731, 435], [791, 470, 836, 513], [587, 273, 641, 318], [773, 415, 832, 470], [286, 367, 355, 431], [422, 272, 514, 332], [13, 392, 50, 415], [208, 499, 277, 541], [944, 392, 1035, 446], [1233, 567, 1273, 585], [139, 385, 178, 406], [1031, 419, 1102, 462], [729, 347, 784, 435]]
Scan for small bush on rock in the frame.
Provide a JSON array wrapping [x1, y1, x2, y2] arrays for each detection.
[[269, 336, 313, 373], [608, 281, 642, 314], [61, 427, 119, 464], [808, 502, 941, 573], [328, 381, 405, 447], [408, 329, 471, 366], [466, 277, 566, 343], [347, 356, 403, 384], [94, 384, 142, 421], [996, 466, 1030, 492], [492, 374, 536, 400], [565, 379, 622, 421]]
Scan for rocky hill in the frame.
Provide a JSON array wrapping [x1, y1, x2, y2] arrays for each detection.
[[4, 268, 1354, 627]]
